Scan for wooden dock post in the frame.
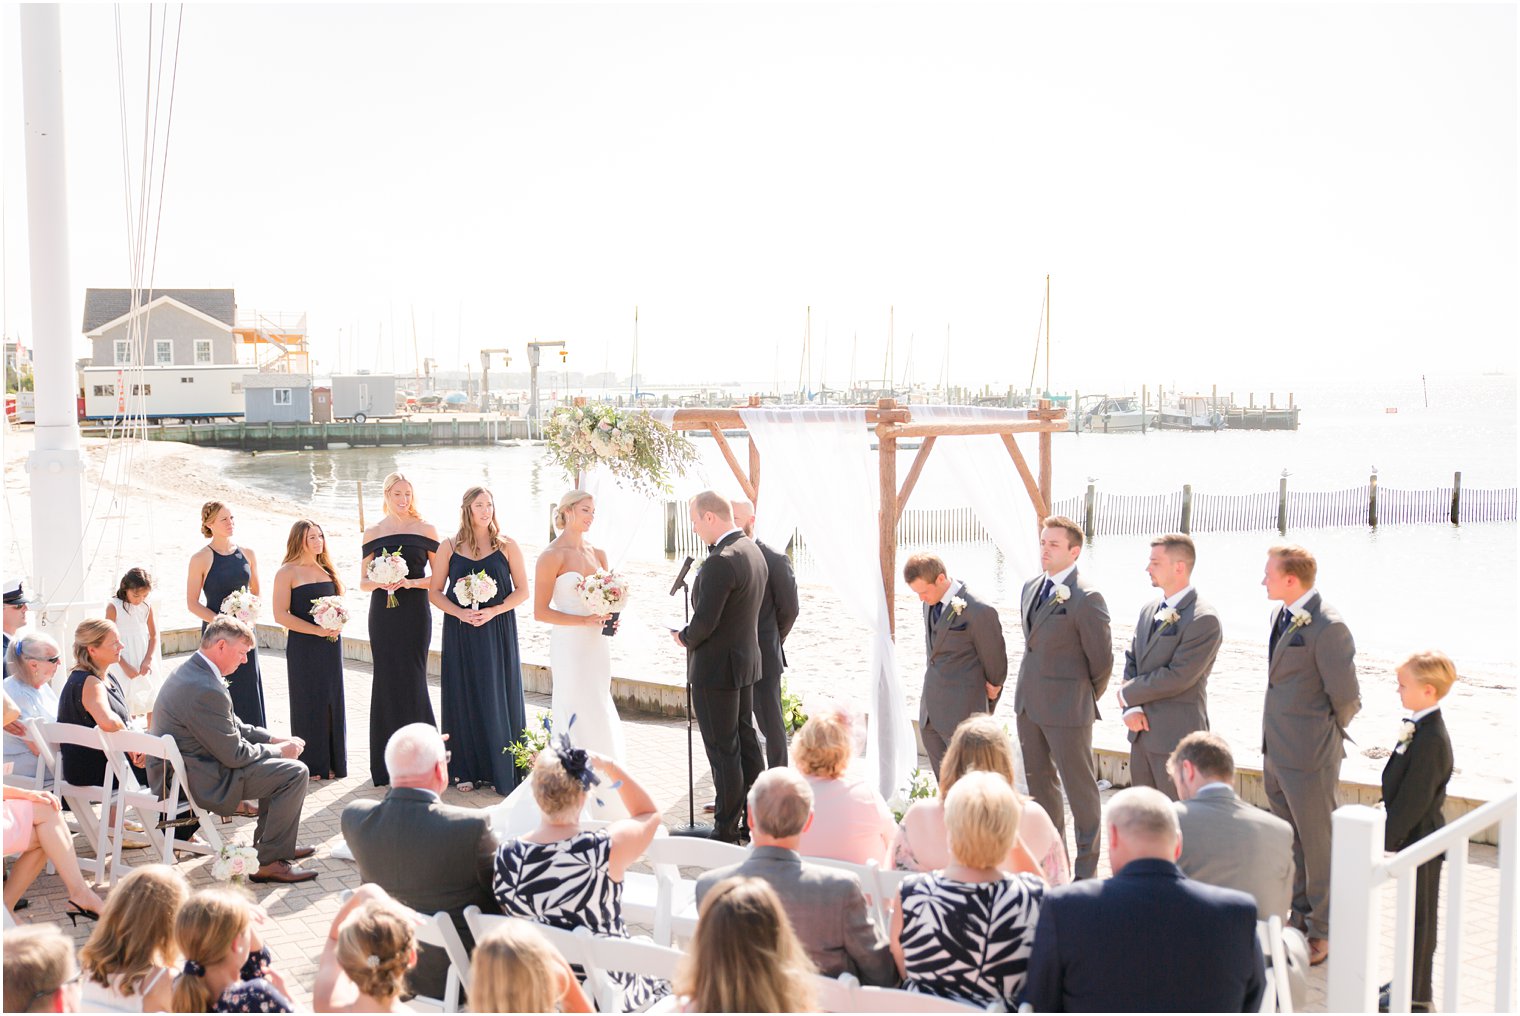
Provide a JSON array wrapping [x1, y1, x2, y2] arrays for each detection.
[[1452, 471, 1462, 525], [357, 481, 366, 531], [1084, 482, 1096, 538], [1181, 484, 1193, 534], [1278, 474, 1288, 534], [1368, 472, 1379, 528], [1141, 385, 1148, 433], [664, 500, 677, 553]]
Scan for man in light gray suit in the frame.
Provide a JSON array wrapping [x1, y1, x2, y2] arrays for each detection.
[[695, 768, 895, 986], [903, 552, 1008, 782], [1116, 534, 1222, 799], [342, 723, 501, 1000], [1261, 544, 1360, 966], [1171, 732, 1309, 1010], [1013, 515, 1112, 879], [148, 617, 315, 883]]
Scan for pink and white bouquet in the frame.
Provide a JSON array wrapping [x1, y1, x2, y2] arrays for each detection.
[[310, 595, 349, 641], [219, 586, 260, 624], [211, 844, 260, 883], [367, 547, 410, 608], [454, 570, 498, 610], [576, 569, 629, 615]]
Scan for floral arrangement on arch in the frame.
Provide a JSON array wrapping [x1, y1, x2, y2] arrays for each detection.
[[543, 404, 697, 497]]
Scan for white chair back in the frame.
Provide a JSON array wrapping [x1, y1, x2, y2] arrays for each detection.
[[803, 854, 891, 930], [855, 985, 998, 1012], [34, 720, 117, 882], [408, 910, 471, 1013], [584, 933, 684, 1011], [4, 716, 57, 793], [1257, 914, 1293, 1014], [643, 834, 749, 944], [101, 728, 223, 883]]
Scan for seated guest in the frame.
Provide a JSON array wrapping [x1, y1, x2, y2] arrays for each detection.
[[80, 864, 189, 1012], [676, 876, 817, 1013], [493, 736, 667, 1012], [313, 883, 418, 1013], [3, 632, 62, 780], [149, 617, 315, 884], [892, 771, 1046, 1008], [1022, 786, 1266, 1012], [342, 723, 501, 1000], [791, 705, 897, 866], [2, 580, 35, 676], [468, 919, 593, 1013], [696, 767, 895, 985], [1170, 732, 1308, 1010], [57, 619, 137, 789], [3, 695, 106, 922], [3, 924, 82, 1014], [171, 888, 296, 1013], [893, 715, 1068, 884]]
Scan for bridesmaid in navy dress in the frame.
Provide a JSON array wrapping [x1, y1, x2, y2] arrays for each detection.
[[429, 486, 529, 794], [187, 501, 267, 728], [359, 472, 440, 786], [271, 520, 347, 781]]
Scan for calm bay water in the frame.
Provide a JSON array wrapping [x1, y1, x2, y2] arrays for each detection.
[[219, 374, 1516, 667]]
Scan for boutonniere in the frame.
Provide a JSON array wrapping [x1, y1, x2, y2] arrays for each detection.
[[1396, 718, 1417, 752], [1285, 607, 1312, 636], [1153, 607, 1181, 632], [949, 596, 967, 618], [1051, 583, 1071, 604]]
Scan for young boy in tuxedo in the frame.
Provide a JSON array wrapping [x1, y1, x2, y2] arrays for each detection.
[[1379, 651, 1457, 1013]]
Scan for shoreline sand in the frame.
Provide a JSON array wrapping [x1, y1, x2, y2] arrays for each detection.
[[4, 431, 1514, 792]]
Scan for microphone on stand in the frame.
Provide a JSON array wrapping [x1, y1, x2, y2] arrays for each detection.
[[668, 555, 694, 597]]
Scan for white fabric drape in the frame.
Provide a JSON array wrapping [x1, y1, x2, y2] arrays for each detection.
[[909, 406, 1042, 579], [740, 408, 914, 799]]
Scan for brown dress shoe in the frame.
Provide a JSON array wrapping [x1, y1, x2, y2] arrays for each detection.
[[249, 860, 318, 884], [1308, 937, 1329, 966], [288, 845, 316, 860]]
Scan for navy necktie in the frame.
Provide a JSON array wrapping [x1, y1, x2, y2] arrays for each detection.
[[931, 601, 944, 625], [1039, 577, 1054, 604]]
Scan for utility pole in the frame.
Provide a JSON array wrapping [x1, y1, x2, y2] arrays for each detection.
[[21, 4, 88, 668], [527, 340, 566, 436]]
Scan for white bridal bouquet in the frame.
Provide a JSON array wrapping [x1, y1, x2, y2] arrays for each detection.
[[310, 595, 349, 641], [212, 844, 260, 883], [367, 547, 410, 608], [576, 569, 629, 615], [454, 570, 498, 610], [219, 586, 260, 624]]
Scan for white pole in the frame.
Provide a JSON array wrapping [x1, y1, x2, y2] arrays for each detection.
[[20, 4, 89, 663], [1327, 805, 1386, 1013]]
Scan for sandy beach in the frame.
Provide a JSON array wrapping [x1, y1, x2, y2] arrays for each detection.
[[4, 430, 1514, 796]]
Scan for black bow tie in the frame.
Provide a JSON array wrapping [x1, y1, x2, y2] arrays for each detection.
[[706, 544, 716, 553]]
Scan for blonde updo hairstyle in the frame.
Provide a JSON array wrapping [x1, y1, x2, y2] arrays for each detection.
[[551, 490, 593, 532], [382, 472, 421, 520], [790, 705, 855, 780], [530, 749, 587, 821], [72, 618, 120, 677], [199, 501, 229, 539], [336, 900, 416, 1006]]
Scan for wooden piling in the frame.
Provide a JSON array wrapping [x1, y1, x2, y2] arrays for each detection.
[[664, 500, 677, 553], [1141, 385, 1148, 433], [1369, 472, 1379, 528], [1181, 484, 1193, 534], [1084, 482, 1097, 538], [1277, 475, 1288, 534], [357, 481, 366, 531], [1451, 471, 1461, 525]]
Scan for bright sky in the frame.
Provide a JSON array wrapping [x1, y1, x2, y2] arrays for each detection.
[[2, 2, 1516, 391]]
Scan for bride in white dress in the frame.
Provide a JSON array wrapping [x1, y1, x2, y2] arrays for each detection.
[[491, 490, 627, 837]]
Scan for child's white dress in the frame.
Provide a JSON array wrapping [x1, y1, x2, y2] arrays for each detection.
[[107, 596, 162, 717]]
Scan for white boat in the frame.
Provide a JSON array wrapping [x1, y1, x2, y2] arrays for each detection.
[[1070, 396, 1159, 433], [1158, 394, 1227, 431]]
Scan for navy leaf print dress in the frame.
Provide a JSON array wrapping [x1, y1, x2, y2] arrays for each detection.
[[898, 871, 1046, 1008]]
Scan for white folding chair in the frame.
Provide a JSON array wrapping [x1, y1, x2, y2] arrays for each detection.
[[643, 833, 748, 944], [463, 908, 610, 1008], [813, 971, 860, 1012], [101, 728, 224, 883], [803, 854, 891, 931], [34, 720, 118, 882], [855, 985, 998, 1012], [584, 932, 684, 1012], [1256, 914, 1293, 1014], [4, 718, 56, 794], [407, 910, 472, 1013]]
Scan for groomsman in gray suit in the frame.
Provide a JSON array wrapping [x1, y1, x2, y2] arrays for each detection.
[[1261, 544, 1361, 966], [903, 553, 1008, 782], [1116, 534, 1222, 799], [1013, 516, 1112, 880]]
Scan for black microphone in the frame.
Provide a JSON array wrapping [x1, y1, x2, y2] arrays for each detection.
[[668, 555, 694, 597]]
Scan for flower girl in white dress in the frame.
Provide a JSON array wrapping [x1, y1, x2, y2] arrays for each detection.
[[104, 567, 162, 721]]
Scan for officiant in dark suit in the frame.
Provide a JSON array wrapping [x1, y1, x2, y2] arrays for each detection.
[[903, 552, 1007, 782], [733, 498, 800, 769], [673, 491, 768, 843]]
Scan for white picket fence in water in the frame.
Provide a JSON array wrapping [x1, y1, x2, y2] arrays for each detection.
[[1328, 793, 1517, 1013]]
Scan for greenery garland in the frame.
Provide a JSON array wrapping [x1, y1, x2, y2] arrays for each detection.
[[543, 405, 697, 497]]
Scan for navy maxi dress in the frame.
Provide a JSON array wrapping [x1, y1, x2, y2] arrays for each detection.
[[286, 580, 347, 779], [362, 533, 438, 786], [201, 546, 267, 727], [439, 547, 524, 793]]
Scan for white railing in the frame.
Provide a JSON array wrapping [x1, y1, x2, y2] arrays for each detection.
[[1328, 794, 1517, 1013]]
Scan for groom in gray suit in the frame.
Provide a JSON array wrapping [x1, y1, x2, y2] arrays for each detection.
[[1013, 516, 1112, 879], [903, 553, 1008, 782], [149, 617, 316, 883], [1116, 534, 1222, 799], [1261, 543, 1360, 965]]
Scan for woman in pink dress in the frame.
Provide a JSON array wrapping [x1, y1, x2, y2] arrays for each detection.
[[792, 706, 897, 866]]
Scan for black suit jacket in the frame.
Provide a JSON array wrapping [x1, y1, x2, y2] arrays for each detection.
[[755, 539, 799, 681], [681, 531, 768, 690], [341, 787, 501, 998], [1021, 858, 1265, 1013], [1381, 709, 1454, 852]]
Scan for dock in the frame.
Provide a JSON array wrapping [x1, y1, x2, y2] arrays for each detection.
[[80, 415, 532, 449]]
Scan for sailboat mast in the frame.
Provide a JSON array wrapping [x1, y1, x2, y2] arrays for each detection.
[[630, 305, 639, 397], [1044, 273, 1051, 395]]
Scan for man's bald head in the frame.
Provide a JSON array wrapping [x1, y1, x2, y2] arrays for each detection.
[[732, 499, 755, 537]]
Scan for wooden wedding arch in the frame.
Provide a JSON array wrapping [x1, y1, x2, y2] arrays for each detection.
[[654, 396, 1067, 634]]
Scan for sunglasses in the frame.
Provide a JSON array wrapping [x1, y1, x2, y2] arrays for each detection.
[[27, 970, 83, 1007]]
